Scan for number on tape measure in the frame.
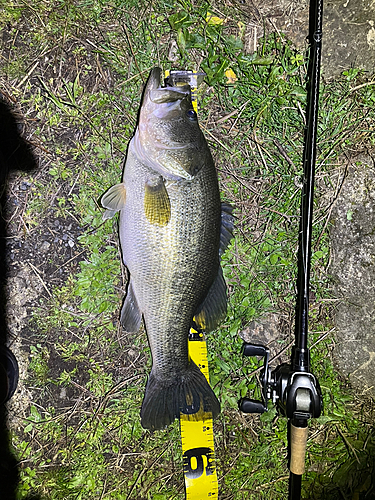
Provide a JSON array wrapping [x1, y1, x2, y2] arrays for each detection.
[[183, 447, 215, 478]]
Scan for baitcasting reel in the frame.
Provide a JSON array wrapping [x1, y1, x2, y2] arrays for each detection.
[[239, 343, 322, 422]]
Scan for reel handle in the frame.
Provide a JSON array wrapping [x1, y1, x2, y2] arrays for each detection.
[[238, 398, 267, 414], [242, 343, 268, 357]]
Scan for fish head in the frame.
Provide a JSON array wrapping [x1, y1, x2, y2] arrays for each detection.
[[135, 67, 207, 180]]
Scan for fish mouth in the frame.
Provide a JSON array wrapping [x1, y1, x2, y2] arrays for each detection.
[[146, 67, 190, 104], [142, 67, 193, 151], [135, 68, 198, 181], [146, 67, 163, 92]]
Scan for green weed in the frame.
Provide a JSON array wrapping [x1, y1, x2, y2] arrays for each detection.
[[28, 345, 50, 386]]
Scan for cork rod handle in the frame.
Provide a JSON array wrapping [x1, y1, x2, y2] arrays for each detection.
[[289, 424, 308, 475]]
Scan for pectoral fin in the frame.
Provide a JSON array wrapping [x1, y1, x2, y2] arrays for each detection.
[[193, 266, 227, 332], [101, 183, 127, 220], [120, 280, 142, 332], [144, 176, 171, 226]]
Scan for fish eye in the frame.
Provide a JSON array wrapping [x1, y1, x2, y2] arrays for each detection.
[[186, 109, 197, 121]]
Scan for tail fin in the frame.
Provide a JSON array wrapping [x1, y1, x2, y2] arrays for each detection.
[[140, 361, 220, 430]]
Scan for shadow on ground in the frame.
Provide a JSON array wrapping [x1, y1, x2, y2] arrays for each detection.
[[0, 98, 40, 500]]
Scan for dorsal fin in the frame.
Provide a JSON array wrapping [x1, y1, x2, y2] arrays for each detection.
[[193, 203, 234, 332]]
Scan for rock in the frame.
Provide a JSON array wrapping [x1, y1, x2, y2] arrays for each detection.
[[324, 0, 375, 78], [239, 313, 290, 361], [330, 155, 375, 396], [258, 0, 375, 78], [40, 240, 51, 252]]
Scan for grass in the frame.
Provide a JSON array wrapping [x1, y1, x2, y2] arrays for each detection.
[[1, 0, 375, 498]]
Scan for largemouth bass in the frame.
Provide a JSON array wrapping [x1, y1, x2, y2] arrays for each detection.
[[101, 67, 233, 430]]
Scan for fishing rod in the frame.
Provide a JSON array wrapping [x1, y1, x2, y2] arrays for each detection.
[[239, 0, 324, 498]]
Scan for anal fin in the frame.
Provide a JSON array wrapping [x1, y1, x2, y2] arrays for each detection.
[[193, 266, 227, 332], [220, 202, 235, 256]]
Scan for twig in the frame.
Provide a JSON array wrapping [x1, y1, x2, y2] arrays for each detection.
[[336, 425, 360, 464], [223, 169, 259, 195], [259, 205, 293, 222], [229, 100, 250, 133], [121, 24, 145, 83], [350, 80, 375, 93], [16, 60, 39, 89], [25, 138, 50, 154], [65, 209, 81, 225], [19, 0, 45, 27], [216, 109, 239, 124], [5, 206, 19, 226], [253, 475, 290, 492], [120, 66, 154, 86], [67, 175, 79, 197], [217, 451, 242, 481], [28, 262, 52, 298], [17, 191, 30, 233], [0, 88, 17, 103], [70, 379, 96, 397], [202, 127, 234, 155], [52, 249, 86, 275], [99, 477, 107, 500], [273, 138, 297, 172], [94, 375, 142, 419], [235, 421, 254, 449], [253, 131, 268, 172], [126, 446, 169, 500], [297, 100, 306, 125], [315, 159, 349, 249], [309, 328, 335, 349]]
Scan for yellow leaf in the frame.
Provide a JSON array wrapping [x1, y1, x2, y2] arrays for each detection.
[[225, 68, 238, 84], [238, 20, 245, 36], [206, 11, 225, 25]]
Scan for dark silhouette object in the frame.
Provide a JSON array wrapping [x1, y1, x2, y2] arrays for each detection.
[[0, 345, 19, 403], [0, 96, 39, 499]]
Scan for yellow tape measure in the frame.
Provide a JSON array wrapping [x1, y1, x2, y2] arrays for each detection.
[[181, 330, 218, 500], [164, 69, 218, 500]]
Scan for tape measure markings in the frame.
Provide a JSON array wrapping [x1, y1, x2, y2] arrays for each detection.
[[181, 331, 218, 500]]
